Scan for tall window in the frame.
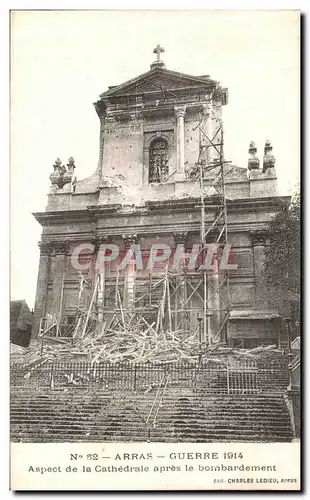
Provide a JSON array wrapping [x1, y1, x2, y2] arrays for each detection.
[[149, 138, 169, 183]]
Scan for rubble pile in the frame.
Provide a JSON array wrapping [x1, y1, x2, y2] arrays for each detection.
[[10, 310, 284, 368]]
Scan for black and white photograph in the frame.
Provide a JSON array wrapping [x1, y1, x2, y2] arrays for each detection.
[[9, 9, 300, 491]]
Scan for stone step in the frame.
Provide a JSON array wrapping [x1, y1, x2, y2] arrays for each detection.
[[12, 405, 291, 416], [11, 388, 286, 395], [11, 414, 291, 427], [11, 391, 286, 398], [10, 423, 291, 436], [12, 431, 292, 442], [10, 416, 291, 428], [10, 411, 291, 423], [11, 398, 287, 406], [11, 405, 289, 415], [11, 418, 290, 429], [11, 400, 286, 407], [11, 402, 288, 412], [11, 414, 290, 427], [10, 387, 293, 443], [11, 398, 286, 407]]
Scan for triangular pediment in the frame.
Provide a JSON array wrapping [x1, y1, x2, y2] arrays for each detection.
[[100, 68, 217, 98]]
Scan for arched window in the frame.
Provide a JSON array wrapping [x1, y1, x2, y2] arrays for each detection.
[[149, 138, 169, 183]]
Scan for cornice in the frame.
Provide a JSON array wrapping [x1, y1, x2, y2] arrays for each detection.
[[33, 209, 96, 226], [33, 195, 290, 226]]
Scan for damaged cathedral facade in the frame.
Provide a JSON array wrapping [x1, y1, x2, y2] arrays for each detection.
[[32, 47, 288, 349]]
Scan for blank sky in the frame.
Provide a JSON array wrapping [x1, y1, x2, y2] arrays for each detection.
[[10, 10, 300, 307]]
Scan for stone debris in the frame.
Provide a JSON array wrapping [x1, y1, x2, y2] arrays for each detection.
[[11, 311, 284, 370], [10, 256, 284, 371]]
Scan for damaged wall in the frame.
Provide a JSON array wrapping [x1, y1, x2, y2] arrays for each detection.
[[32, 195, 287, 343]]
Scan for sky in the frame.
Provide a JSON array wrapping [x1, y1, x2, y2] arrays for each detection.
[[10, 10, 300, 308]]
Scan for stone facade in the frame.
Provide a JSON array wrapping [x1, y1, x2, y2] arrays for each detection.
[[32, 49, 289, 347]]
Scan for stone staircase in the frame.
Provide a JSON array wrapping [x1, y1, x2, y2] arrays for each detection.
[[10, 387, 293, 443]]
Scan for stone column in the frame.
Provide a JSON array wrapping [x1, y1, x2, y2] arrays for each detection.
[[122, 234, 138, 311], [205, 100, 214, 164], [31, 241, 53, 341], [50, 241, 69, 329], [174, 105, 186, 180], [250, 230, 268, 308], [206, 230, 221, 343], [172, 231, 188, 332], [92, 236, 109, 327]]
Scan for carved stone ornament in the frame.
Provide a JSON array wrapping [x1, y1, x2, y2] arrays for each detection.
[[174, 105, 187, 119], [63, 157, 76, 184], [38, 240, 70, 256], [150, 44, 166, 70], [248, 141, 260, 170], [263, 140, 276, 173], [92, 236, 110, 252], [49, 157, 76, 189], [250, 230, 268, 246], [122, 233, 138, 248], [172, 231, 188, 245], [49, 158, 65, 187], [212, 85, 224, 103], [38, 241, 53, 256], [53, 241, 70, 255]]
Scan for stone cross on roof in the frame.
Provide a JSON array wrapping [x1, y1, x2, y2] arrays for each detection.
[[153, 44, 165, 62]]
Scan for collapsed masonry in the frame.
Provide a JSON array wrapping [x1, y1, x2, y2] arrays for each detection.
[[30, 47, 289, 362]]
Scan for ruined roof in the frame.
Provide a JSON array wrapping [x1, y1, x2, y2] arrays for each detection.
[[10, 300, 32, 330], [10, 301, 23, 328]]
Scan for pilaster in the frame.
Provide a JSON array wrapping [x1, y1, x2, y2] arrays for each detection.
[[205, 100, 214, 164], [174, 105, 187, 181], [250, 230, 268, 308], [172, 231, 189, 332], [50, 241, 70, 325], [122, 233, 138, 311], [92, 235, 110, 326], [31, 241, 53, 340]]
